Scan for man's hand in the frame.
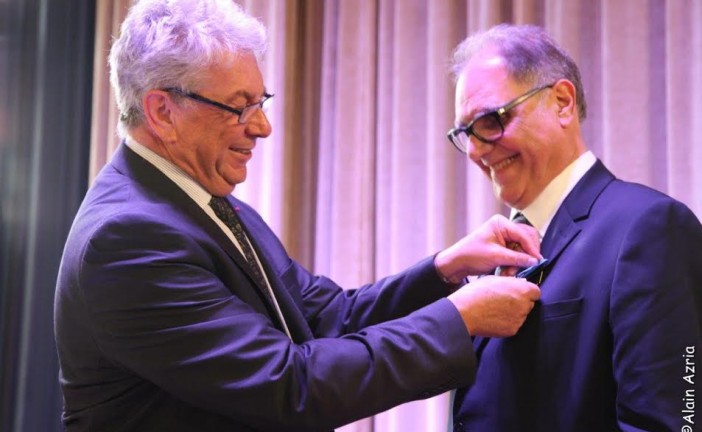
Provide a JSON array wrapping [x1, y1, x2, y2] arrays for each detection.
[[448, 276, 540, 337], [434, 214, 542, 283]]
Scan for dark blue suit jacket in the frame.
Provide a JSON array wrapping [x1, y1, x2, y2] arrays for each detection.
[[54, 144, 476, 432], [453, 160, 702, 431]]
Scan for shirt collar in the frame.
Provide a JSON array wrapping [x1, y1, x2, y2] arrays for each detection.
[[512, 151, 597, 237], [124, 135, 214, 208]]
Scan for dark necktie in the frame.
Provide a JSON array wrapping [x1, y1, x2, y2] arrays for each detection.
[[208, 196, 293, 339], [209, 196, 269, 290], [495, 212, 532, 276], [512, 212, 531, 227]]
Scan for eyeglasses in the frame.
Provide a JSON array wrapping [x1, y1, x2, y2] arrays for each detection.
[[163, 88, 273, 124], [447, 84, 554, 153]]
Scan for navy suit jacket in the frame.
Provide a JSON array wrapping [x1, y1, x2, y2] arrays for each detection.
[[54, 144, 476, 432], [453, 160, 702, 431]]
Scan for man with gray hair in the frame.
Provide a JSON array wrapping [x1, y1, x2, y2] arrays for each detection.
[[54, 2, 542, 431], [448, 23, 702, 431]]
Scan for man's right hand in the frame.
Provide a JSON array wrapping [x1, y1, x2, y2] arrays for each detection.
[[448, 276, 540, 337]]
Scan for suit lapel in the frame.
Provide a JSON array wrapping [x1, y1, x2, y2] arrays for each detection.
[[234, 200, 315, 343], [541, 160, 615, 262], [540, 214, 579, 265], [114, 144, 279, 313], [220, 196, 313, 341]]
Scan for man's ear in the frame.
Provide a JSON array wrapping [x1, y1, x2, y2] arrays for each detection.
[[142, 90, 178, 143], [552, 79, 577, 127]]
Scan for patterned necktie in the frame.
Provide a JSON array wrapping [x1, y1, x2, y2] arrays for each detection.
[[209, 196, 270, 294]]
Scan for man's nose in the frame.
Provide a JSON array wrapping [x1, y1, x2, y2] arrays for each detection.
[[467, 136, 494, 161], [245, 108, 272, 138]]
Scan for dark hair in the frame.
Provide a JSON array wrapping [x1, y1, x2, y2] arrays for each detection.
[[452, 24, 587, 120]]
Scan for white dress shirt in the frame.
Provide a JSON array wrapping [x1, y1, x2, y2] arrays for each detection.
[[513, 151, 597, 238]]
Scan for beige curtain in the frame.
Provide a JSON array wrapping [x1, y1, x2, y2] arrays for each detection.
[[90, 1, 702, 431]]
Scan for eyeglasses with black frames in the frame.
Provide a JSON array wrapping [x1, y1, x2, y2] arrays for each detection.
[[162, 88, 274, 124], [447, 84, 554, 153]]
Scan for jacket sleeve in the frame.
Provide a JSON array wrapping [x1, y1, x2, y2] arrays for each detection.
[[236, 196, 457, 337], [79, 213, 475, 432], [285, 255, 456, 338], [610, 199, 702, 431]]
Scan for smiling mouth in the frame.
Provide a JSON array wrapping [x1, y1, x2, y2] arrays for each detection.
[[490, 155, 519, 171], [232, 148, 252, 156]]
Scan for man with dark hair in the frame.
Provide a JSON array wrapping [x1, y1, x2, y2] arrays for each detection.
[[448, 23, 702, 431]]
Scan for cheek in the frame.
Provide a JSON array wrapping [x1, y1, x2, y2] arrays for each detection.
[[512, 123, 546, 168], [520, 146, 538, 172], [520, 116, 557, 167], [518, 139, 561, 194], [517, 146, 545, 191], [188, 130, 230, 176]]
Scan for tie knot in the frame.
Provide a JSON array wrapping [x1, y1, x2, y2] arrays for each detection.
[[512, 212, 532, 227]]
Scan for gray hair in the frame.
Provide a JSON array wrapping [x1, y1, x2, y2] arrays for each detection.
[[109, 0, 267, 136], [451, 24, 587, 121]]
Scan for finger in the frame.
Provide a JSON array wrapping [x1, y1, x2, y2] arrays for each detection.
[[502, 276, 541, 299], [501, 222, 542, 259], [497, 248, 539, 269], [506, 241, 523, 252], [523, 281, 541, 301], [498, 265, 519, 277]]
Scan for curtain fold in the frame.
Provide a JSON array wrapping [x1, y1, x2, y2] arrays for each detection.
[[88, 1, 702, 431], [665, 0, 702, 214], [89, 0, 131, 181], [0, 1, 96, 431]]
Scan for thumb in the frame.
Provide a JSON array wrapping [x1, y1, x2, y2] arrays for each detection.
[[497, 248, 539, 269]]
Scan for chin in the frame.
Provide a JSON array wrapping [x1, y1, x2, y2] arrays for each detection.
[[210, 178, 238, 196], [496, 189, 519, 208], [224, 173, 246, 189]]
